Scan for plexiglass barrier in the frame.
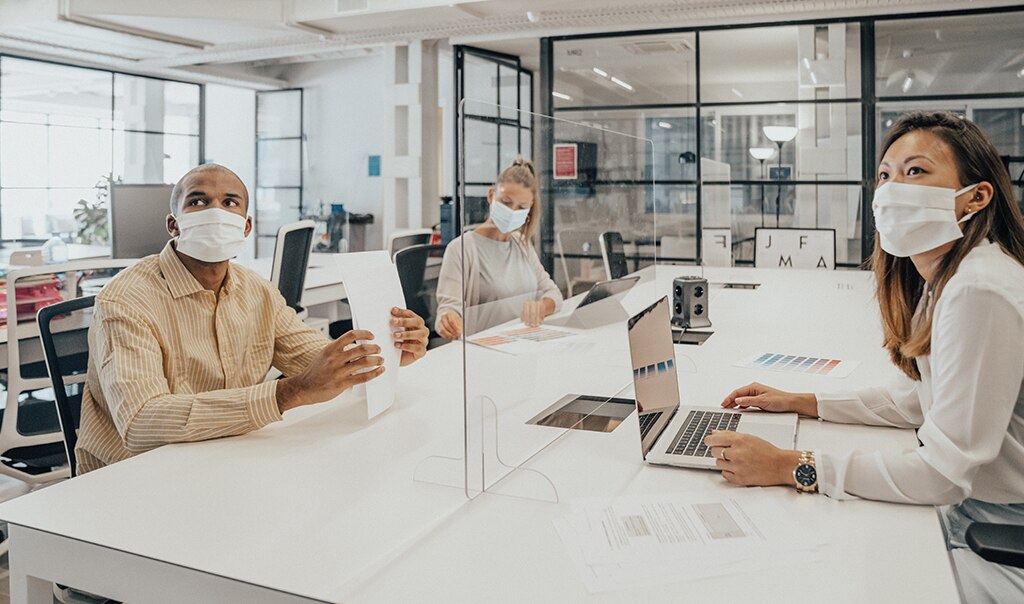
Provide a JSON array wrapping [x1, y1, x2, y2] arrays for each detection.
[[415, 100, 658, 502]]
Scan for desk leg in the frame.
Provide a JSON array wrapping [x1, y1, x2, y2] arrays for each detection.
[[8, 526, 55, 604], [8, 571, 51, 604]]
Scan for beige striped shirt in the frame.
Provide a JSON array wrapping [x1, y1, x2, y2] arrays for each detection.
[[77, 242, 329, 474]]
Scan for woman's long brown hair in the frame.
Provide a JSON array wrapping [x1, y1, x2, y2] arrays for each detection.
[[874, 111, 1024, 380]]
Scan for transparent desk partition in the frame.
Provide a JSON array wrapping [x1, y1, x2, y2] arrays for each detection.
[[416, 99, 657, 502]]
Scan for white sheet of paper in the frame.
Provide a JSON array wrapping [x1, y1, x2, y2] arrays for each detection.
[[330, 251, 405, 419], [554, 490, 822, 593]]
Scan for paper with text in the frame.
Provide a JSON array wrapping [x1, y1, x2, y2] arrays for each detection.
[[331, 251, 405, 419], [554, 490, 822, 593]]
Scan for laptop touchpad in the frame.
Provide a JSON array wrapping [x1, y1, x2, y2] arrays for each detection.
[[739, 422, 797, 449]]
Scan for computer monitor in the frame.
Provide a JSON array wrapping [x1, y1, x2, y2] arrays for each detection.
[[109, 184, 174, 259]]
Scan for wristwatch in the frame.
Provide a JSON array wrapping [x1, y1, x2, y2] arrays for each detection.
[[793, 451, 818, 493]]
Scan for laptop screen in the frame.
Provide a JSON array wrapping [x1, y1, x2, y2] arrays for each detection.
[[576, 275, 640, 309], [627, 296, 681, 458]]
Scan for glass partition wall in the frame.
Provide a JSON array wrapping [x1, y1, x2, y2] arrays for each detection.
[[453, 46, 533, 234], [0, 55, 202, 241], [543, 6, 1024, 268], [255, 88, 303, 257]]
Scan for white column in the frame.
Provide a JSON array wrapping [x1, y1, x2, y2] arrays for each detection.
[[382, 40, 441, 243]]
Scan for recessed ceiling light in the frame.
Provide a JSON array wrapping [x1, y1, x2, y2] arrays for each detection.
[[611, 76, 633, 91], [592, 67, 608, 77], [526, 11, 539, 23], [552, 91, 572, 101], [658, 121, 672, 129], [1018, 67, 1024, 79], [731, 87, 744, 98]]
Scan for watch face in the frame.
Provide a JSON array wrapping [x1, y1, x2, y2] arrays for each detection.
[[795, 463, 817, 487]]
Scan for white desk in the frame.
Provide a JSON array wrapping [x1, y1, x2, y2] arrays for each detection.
[[0, 266, 959, 603], [243, 254, 348, 308], [0, 244, 111, 269]]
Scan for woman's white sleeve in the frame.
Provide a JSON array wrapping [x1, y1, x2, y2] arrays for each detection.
[[816, 374, 923, 429], [435, 241, 465, 332], [817, 285, 1024, 504]]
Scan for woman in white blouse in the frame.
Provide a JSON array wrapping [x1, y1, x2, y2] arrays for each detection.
[[705, 111, 1024, 602], [435, 156, 563, 339]]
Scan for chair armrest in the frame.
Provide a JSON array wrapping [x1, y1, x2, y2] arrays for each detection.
[[965, 522, 1024, 569]]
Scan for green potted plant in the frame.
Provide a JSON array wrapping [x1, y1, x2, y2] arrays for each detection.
[[73, 174, 119, 245]]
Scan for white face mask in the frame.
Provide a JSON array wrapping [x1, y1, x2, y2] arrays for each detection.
[[174, 208, 248, 263], [872, 181, 978, 257], [490, 200, 530, 234]]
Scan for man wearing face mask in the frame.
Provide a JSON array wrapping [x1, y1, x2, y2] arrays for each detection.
[[74, 164, 430, 474], [435, 156, 562, 339]]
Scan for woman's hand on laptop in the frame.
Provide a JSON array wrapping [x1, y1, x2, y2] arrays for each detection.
[[704, 431, 803, 487], [721, 382, 819, 418]]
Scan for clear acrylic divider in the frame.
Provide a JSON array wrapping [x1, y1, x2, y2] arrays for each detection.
[[418, 99, 657, 503]]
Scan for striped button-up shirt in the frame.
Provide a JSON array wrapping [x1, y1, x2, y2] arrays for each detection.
[[77, 242, 329, 474]]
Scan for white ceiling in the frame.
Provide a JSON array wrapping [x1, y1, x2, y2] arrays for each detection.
[[0, 0, 1019, 89]]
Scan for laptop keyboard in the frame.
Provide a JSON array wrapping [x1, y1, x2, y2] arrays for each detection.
[[638, 411, 662, 440], [666, 410, 741, 457]]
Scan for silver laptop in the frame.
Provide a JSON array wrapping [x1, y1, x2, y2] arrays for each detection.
[[626, 296, 797, 469], [548, 276, 640, 329]]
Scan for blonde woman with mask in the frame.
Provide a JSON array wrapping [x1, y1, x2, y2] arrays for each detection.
[[704, 112, 1024, 602], [436, 156, 563, 339]]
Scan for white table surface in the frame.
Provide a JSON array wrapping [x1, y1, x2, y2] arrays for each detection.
[[0, 265, 959, 603], [243, 254, 348, 308]]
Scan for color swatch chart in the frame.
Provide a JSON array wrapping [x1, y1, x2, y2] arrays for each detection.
[[469, 326, 576, 354], [735, 352, 859, 379]]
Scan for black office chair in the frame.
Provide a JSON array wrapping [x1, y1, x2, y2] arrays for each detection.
[[388, 230, 433, 260], [270, 220, 315, 319], [966, 523, 1024, 569], [36, 296, 96, 478], [600, 231, 630, 280], [394, 244, 447, 349]]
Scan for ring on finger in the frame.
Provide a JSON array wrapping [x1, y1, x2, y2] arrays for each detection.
[[720, 448, 730, 462]]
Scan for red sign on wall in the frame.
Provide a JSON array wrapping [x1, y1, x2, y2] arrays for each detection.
[[553, 143, 578, 180]]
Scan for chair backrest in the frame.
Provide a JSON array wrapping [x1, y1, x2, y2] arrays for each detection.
[[37, 295, 97, 478], [555, 229, 604, 293], [388, 229, 433, 260], [271, 220, 315, 312], [600, 231, 630, 280], [394, 244, 446, 333]]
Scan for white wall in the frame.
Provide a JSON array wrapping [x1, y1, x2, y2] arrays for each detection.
[[204, 84, 256, 259], [281, 56, 388, 250]]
